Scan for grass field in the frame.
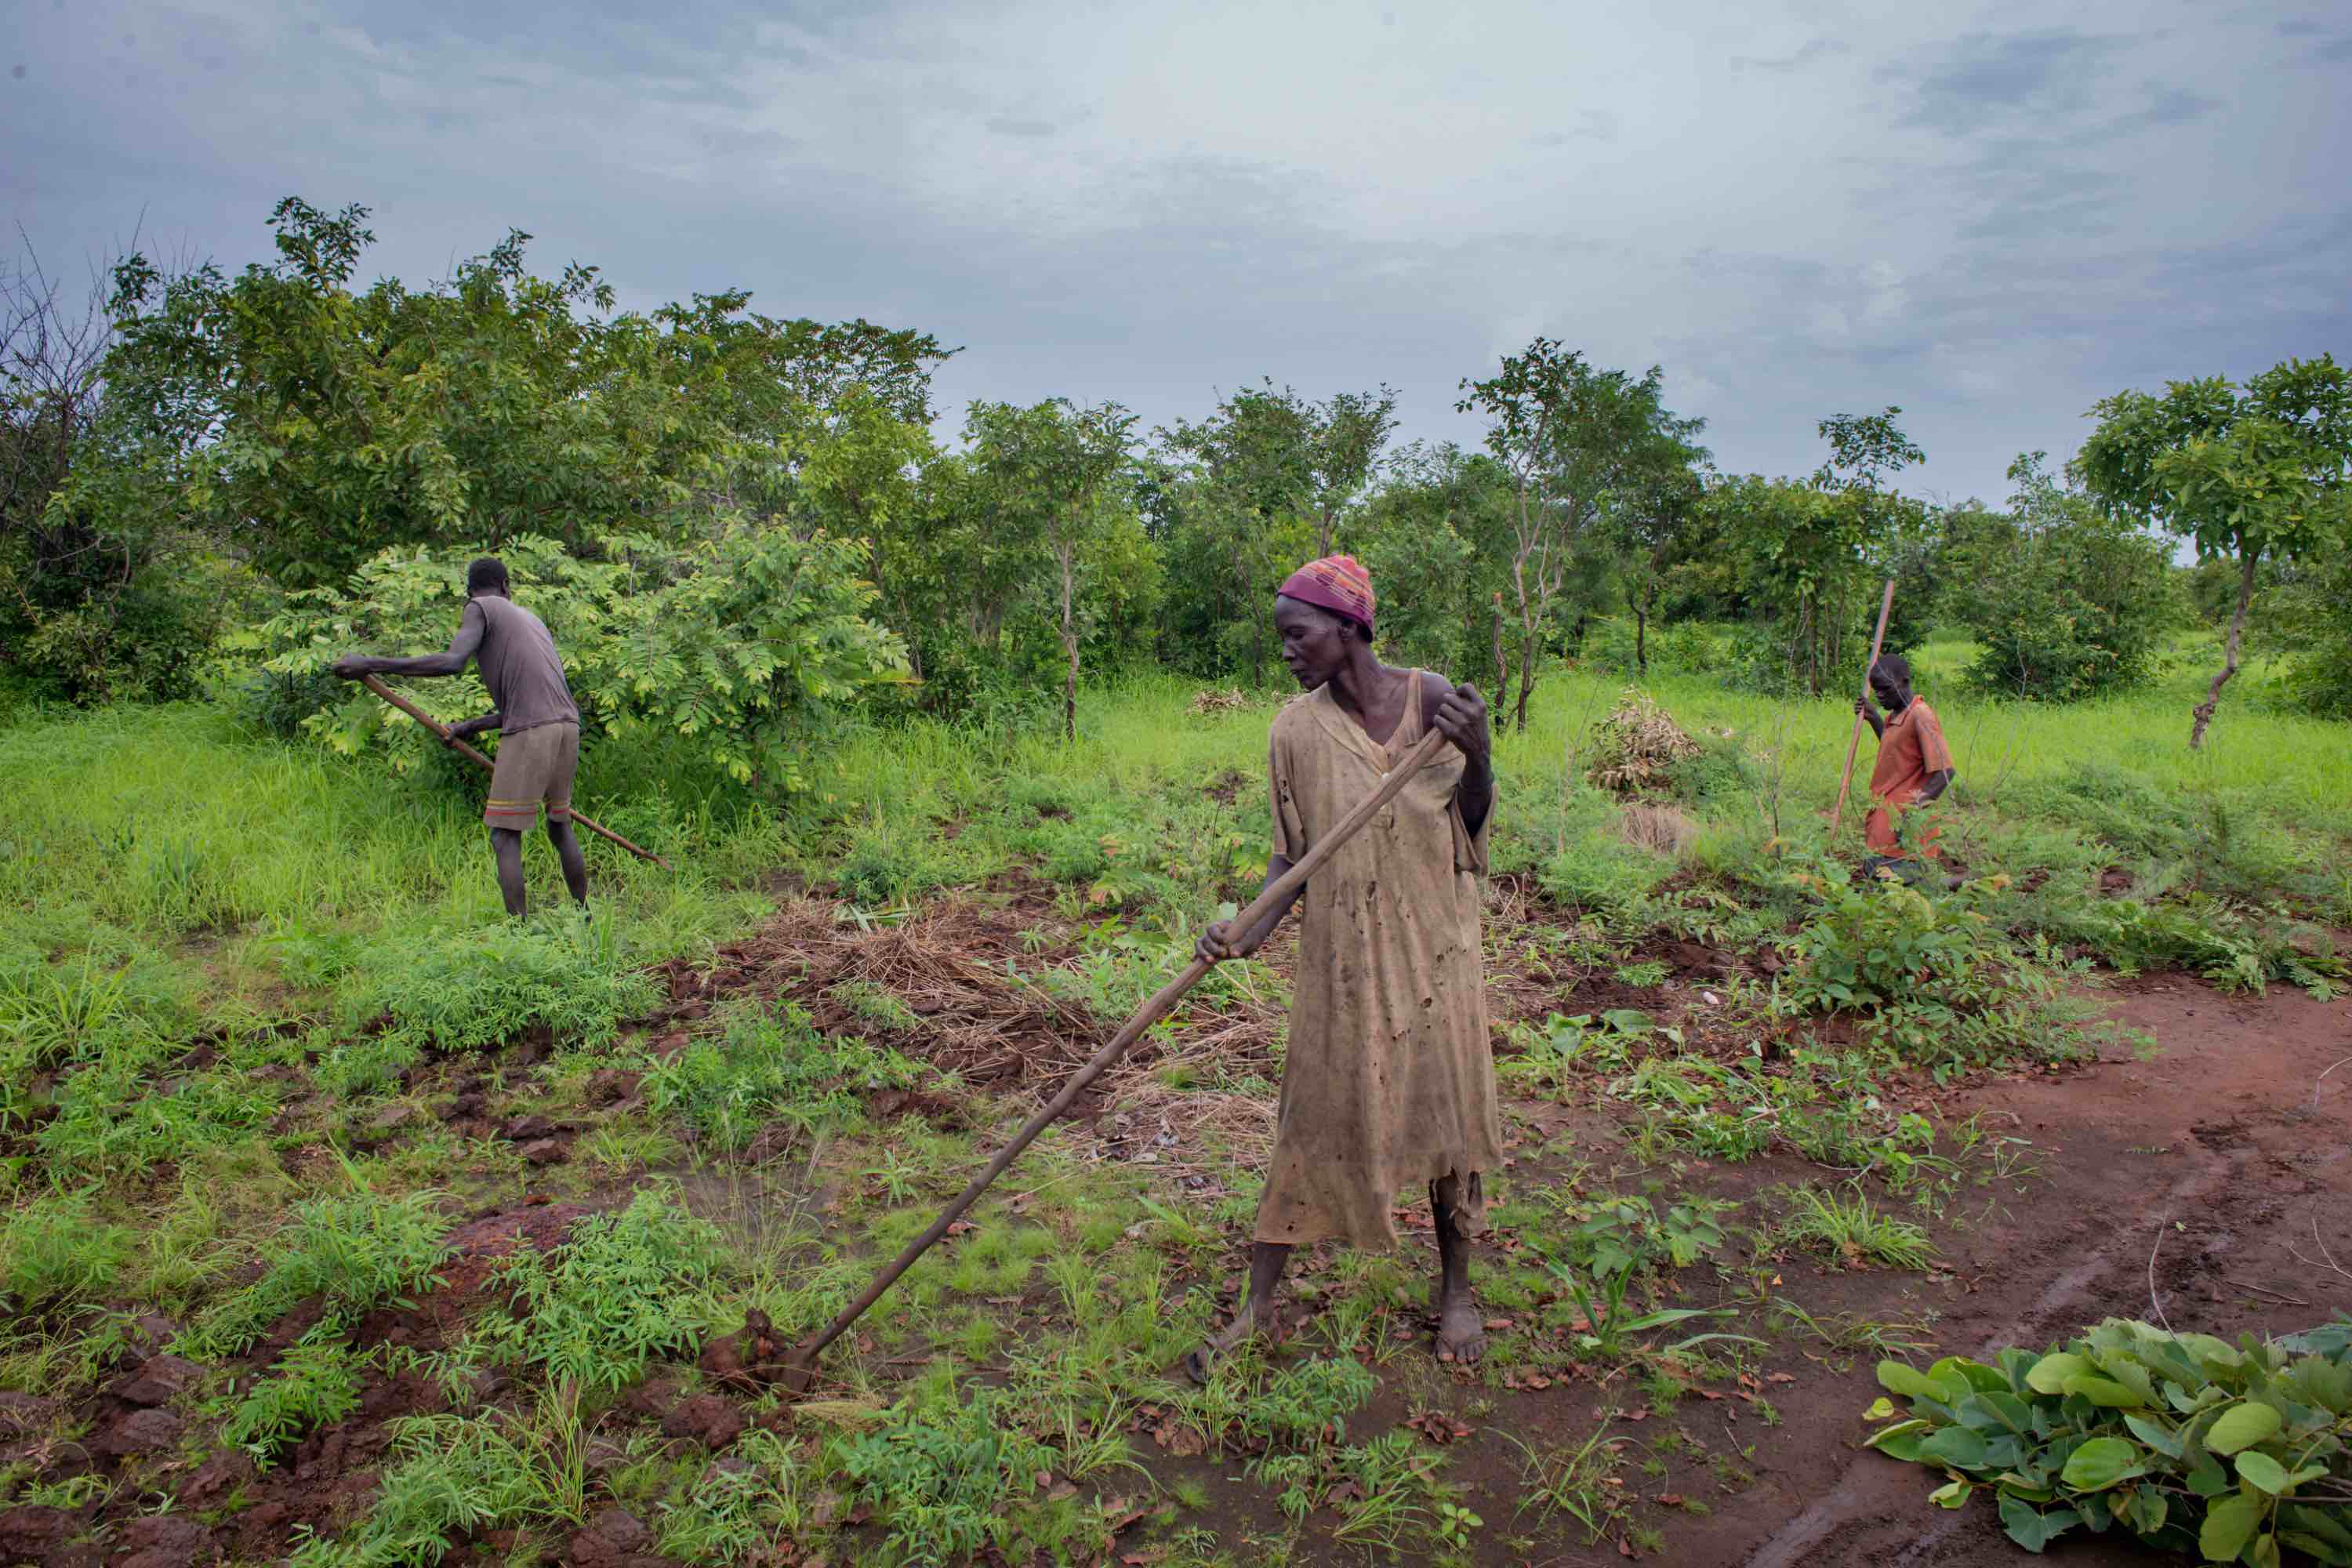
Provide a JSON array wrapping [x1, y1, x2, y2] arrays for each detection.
[[2, 641, 2347, 1566]]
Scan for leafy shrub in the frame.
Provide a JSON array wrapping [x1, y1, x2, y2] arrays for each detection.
[[1867, 1316, 2352, 1560], [192, 1189, 452, 1356], [836, 1388, 1058, 1564], [473, 1189, 720, 1392], [1942, 454, 2179, 701], [1, 1191, 136, 1312], [642, 1002, 916, 1152], [227, 1334, 364, 1468], [1776, 855, 2092, 1078], [260, 532, 908, 793], [1661, 731, 1757, 807]]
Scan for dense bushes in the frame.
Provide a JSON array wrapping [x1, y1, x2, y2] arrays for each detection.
[[1940, 455, 2179, 701]]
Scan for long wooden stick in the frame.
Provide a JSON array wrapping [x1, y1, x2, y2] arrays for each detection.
[[360, 675, 672, 870], [785, 725, 1452, 1376], [1830, 578, 1897, 835]]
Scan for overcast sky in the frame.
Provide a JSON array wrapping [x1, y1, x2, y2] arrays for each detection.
[[7, 0, 2347, 506]]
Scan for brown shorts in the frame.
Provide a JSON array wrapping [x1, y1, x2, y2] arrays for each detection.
[[484, 722, 578, 829]]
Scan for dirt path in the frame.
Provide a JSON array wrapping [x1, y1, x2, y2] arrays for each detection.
[[1719, 977, 2352, 1567]]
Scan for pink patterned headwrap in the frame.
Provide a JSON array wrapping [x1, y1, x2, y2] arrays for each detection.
[[1276, 554, 1376, 636]]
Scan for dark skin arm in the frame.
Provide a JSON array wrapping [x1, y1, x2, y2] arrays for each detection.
[[333, 605, 495, 745], [1197, 679, 1493, 963], [332, 602, 485, 684]]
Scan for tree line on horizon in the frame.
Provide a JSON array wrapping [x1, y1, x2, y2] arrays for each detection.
[[3, 198, 2347, 785]]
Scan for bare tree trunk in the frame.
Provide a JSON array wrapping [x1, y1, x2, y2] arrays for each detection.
[[2189, 550, 2257, 750], [1058, 543, 1080, 744], [1515, 619, 1537, 732], [1511, 489, 1537, 732], [1490, 593, 1507, 701]]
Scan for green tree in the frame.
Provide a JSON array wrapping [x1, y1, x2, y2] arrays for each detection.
[[964, 399, 1141, 740], [1349, 441, 1518, 684], [1600, 411, 1711, 677], [2075, 354, 2352, 746], [100, 198, 954, 590], [1152, 381, 1392, 683], [261, 530, 908, 792], [1457, 340, 1675, 729], [2, 242, 230, 705]]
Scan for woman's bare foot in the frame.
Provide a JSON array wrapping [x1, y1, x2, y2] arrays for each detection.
[[1434, 1287, 1485, 1365], [1184, 1301, 1272, 1383]]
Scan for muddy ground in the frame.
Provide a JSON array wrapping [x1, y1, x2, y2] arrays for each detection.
[[2, 889, 2346, 1568]]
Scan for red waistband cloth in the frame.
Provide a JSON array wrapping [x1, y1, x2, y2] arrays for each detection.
[[1277, 555, 1376, 636]]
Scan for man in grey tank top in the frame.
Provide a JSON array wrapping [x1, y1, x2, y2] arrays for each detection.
[[334, 557, 587, 917]]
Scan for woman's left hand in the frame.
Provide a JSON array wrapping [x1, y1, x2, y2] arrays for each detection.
[[1432, 682, 1490, 769]]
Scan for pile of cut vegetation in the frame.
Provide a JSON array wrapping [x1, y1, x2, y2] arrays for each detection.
[[1189, 688, 1254, 717], [1587, 690, 1700, 797]]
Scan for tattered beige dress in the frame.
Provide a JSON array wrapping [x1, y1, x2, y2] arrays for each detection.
[[1253, 673, 1505, 1250]]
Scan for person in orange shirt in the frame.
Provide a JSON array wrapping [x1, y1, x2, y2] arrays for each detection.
[[1853, 653, 1955, 883]]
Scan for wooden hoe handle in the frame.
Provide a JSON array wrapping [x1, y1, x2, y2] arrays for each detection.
[[360, 674, 672, 869], [791, 724, 1454, 1366], [1830, 579, 1896, 836]]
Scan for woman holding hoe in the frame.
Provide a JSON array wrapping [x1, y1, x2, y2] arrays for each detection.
[[1187, 555, 1504, 1377]]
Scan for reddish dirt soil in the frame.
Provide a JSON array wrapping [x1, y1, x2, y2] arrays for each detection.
[[1642, 975, 2350, 1568], [1174, 969, 2350, 1566], [4, 891, 2343, 1567]]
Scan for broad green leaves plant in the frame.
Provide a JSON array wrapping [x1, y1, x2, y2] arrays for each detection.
[[261, 530, 907, 792], [1866, 1316, 2352, 1561]]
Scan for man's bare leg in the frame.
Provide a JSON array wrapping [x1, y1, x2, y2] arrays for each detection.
[[547, 817, 588, 908], [1432, 1174, 1484, 1365], [1185, 1241, 1291, 1382], [491, 827, 528, 918]]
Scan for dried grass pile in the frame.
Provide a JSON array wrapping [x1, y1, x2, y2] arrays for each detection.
[[1189, 688, 1253, 717], [1617, 801, 1697, 854], [1586, 690, 1700, 797]]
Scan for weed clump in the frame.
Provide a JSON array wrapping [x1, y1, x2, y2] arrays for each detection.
[[644, 1001, 916, 1152], [837, 1388, 1058, 1563], [191, 1189, 452, 1356], [473, 1189, 722, 1392], [1, 1192, 136, 1313], [355, 917, 655, 1054], [226, 1334, 364, 1468]]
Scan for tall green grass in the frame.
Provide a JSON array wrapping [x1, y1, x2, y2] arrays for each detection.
[[0, 704, 777, 975], [2, 643, 2345, 1018]]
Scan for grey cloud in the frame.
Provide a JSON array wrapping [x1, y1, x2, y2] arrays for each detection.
[[1889, 29, 2132, 133], [1729, 38, 1849, 74], [4, 0, 2344, 509], [1530, 111, 1617, 146], [2318, 37, 2352, 60]]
